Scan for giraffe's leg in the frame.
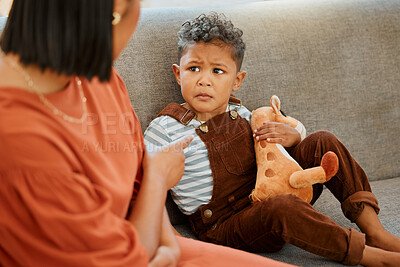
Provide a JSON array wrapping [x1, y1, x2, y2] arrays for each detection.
[[320, 151, 339, 181], [289, 152, 338, 188]]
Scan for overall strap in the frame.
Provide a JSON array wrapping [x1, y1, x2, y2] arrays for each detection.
[[228, 94, 242, 107], [157, 103, 196, 126], [157, 95, 242, 126]]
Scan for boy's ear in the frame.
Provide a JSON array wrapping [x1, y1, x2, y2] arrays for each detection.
[[172, 64, 181, 86], [232, 71, 247, 92]]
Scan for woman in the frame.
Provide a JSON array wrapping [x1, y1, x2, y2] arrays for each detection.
[[0, 0, 290, 266]]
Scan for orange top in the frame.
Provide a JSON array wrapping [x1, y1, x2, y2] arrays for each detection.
[[0, 69, 147, 266]]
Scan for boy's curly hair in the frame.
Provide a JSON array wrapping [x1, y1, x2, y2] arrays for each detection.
[[177, 12, 246, 70]]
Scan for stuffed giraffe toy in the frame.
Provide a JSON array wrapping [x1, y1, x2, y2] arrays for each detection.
[[250, 95, 339, 203]]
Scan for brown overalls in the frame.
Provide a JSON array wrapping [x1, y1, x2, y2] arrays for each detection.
[[158, 101, 380, 266]]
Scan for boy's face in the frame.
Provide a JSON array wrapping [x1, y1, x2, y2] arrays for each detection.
[[172, 41, 246, 121]]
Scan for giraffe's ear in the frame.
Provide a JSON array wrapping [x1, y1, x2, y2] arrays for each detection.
[[270, 95, 281, 115]]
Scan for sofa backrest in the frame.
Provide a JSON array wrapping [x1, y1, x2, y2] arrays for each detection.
[[115, 0, 400, 181], [1, 0, 399, 182]]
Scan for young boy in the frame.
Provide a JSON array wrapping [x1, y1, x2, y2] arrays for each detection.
[[144, 13, 400, 266]]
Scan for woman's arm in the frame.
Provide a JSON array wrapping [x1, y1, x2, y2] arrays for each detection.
[[160, 208, 181, 258], [128, 136, 192, 260], [148, 209, 181, 267]]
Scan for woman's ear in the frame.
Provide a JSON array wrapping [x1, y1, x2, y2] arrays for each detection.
[[113, 0, 128, 17], [112, 0, 140, 60], [232, 71, 247, 92], [172, 64, 181, 86]]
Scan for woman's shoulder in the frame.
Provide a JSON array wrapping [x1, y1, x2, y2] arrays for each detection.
[[0, 126, 71, 171], [0, 89, 76, 171], [109, 67, 129, 96], [0, 88, 51, 131], [85, 67, 129, 103]]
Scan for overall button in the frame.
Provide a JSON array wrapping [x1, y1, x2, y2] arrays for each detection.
[[204, 209, 213, 218], [211, 223, 218, 231], [229, 110, 238, 120], [199, 124, 208, 133]]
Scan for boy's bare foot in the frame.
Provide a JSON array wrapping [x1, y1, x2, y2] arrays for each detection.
[[356, 205, 400, 252], [365, 228, 400, 253], [360, 245, 400, 267]]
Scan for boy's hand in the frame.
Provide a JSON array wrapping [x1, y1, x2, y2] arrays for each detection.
[[143, 136, 193, 190], [253, 121, 301, 148]]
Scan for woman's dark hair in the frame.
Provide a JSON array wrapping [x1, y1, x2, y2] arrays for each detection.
[[0, 0, 114, 81], [177, 12, 246, 71]]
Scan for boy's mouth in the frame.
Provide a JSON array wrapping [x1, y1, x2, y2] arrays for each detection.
[[196, 93, 212, 101]]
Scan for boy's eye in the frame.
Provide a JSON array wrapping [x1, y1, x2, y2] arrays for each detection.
[[189, 67, 200, 72], [213, 68, 224, 74]]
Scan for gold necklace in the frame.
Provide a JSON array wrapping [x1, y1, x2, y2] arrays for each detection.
[[0, 50, 87, 123]]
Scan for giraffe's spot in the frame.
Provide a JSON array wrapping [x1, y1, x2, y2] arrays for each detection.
[[265, 169, 275, 177], [267, 152, 276, 161], [260, 140, 267, 148]]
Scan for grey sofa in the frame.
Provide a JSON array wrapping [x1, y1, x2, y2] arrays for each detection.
[[1, 0, 399, 266]]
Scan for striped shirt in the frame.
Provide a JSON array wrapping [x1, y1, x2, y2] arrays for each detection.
[[143, 104, 306, 215]]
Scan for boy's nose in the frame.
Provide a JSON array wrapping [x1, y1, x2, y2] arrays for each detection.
[[197, 77, 211, 87], [198, 81, 211, 87]]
